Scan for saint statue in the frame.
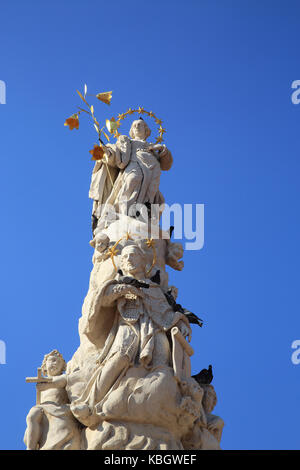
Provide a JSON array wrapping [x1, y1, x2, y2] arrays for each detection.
[[89, 119, 173, 233], [69, 243, 191, 427], [25, 102, 224, 450]]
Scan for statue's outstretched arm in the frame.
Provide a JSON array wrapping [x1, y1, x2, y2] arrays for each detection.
[[100, 283, 144, 307]]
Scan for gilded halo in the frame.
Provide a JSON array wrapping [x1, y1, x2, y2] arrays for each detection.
[[106, 108, 166, 144]]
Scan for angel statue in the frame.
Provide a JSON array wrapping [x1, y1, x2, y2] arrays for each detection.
[[89, 118, 173, 234], [24, 350, 81, 450]]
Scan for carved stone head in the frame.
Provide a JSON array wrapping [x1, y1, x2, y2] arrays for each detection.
[[120, 244, 145, 277], [41, 349, 66, 377], [129, 119, 151, 141], [202, 384, 217, 414]]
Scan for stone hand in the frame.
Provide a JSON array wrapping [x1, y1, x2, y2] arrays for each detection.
[[177, 320, 192, 342], [122, 285, 144, 298], [113, 284, 144, 298]]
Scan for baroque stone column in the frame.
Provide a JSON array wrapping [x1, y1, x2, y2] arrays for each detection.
[[24, 118, 224, 450]]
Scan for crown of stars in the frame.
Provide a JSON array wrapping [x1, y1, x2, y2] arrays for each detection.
[[108, 108, 166, 144]]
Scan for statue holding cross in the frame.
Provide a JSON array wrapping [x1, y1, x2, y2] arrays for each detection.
[[26, 367, 52, 405], [24, 350, 81, 450]]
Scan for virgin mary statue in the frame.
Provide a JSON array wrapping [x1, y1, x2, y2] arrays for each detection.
[[89, 118, 173, 232]]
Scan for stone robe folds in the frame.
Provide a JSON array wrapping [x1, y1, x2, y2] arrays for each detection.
[[89, 136, 173, 225], [68, 278, 188, 424], [24, 389, 81, 450]]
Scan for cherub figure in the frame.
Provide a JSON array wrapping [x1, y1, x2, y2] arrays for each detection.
[[24, 350, 81, 450], [201, 384, 224, 445], [181, 382, 224, 450]]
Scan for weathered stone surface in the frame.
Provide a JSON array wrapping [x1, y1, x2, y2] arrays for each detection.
[[24, 118, 224, 450]]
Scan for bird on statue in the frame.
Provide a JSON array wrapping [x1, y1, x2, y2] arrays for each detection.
[[192, 365, 213, 385], [117, 269, 150, 289], [150, 269, 161, 285], [164, 289, 203, 327], [182, 308, 203, 327]]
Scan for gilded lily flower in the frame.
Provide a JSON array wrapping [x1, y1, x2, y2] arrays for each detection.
[[89, 144, 105, 161], [64, 114, 79, 130], [106, 117, 119, 134], [96, 91, 112, 105]]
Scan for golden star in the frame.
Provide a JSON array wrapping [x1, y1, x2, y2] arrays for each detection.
[[138, 107, 145, 114], [145, 238, 155, 249], [125, 232, 132, 240], [107, 246, 119, 258]]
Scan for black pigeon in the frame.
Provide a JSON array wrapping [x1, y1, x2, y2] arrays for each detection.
[[164, 290, 203, 327], [192, 365, 213, 385], [182, 309, 203, 328], [117, 270, 149, 289], [91, 215, 98, 235], [150, 270, 161, 285]]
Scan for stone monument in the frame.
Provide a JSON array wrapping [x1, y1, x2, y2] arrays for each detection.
[[24, 89, 224, 450]]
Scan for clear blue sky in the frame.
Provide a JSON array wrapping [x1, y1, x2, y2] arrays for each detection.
[[0, 0, 300, 450]]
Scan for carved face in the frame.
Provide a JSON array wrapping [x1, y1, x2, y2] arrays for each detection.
[[130, 120, 150, 141], [120, 246, 143, 276], [46, 354, 64, 377], [202, 385, 217, 414], [192, 383, 204, 402]]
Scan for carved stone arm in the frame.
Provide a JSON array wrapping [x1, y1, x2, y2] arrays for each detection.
[[36, 375, 67, 392], [100, 283, 144, 307]]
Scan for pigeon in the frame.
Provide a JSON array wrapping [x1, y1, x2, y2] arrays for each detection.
[[164, 290, 203, 327], [150, 270, 161, 285], [192, 365, 213, 385], [182, 309, 203, 328], [92, 215, 98, 235], [117, 270, 149, 289]]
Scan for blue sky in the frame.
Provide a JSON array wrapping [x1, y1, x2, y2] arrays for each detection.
[[0, 0, 300, 450]]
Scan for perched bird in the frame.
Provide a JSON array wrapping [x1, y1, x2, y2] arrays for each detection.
[[150, 269, 161, 285], [182, 309, 203, 328], [117, 270, 149, 289], [192, 365, 213, 385], [164, 289, 203, 327]]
